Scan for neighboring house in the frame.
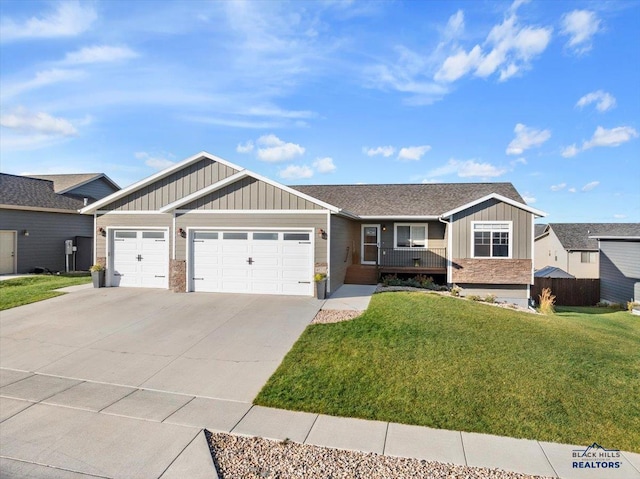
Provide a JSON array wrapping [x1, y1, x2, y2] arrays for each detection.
[[80, 151, 544, 306], [590, 225, 640, 304], [534, 266, 575, 279], [533, 223, 631, 279], [0, 173, 119, 274]]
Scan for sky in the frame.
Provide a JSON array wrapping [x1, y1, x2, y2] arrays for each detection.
[[1, 0, 639, 223]]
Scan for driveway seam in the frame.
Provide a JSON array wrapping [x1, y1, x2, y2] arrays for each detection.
[[159, 396, 198, 423], [302, 414, 320, 444], [156, 428, 204, 479], [536, 441, 559, 478], [460, 431, 468, 466], [382, 422, 390, 455], [0, 400, 35, 424], [229, 404, 255, 433], [97, 387, 139, 413], [622, 452, 640, 474], [0, 455, 113, 479]]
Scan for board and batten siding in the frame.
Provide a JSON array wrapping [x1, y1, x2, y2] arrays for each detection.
[[599, 240, 640, 303], [0, 209, 93, 273], [68, 178, 119, 203], [330, 216, 359, 290], [452, 199, 532, 259], [106, 159, 239, 211], [95, 214, 173, 259], [174, 212, 328, 266], [181, 177, 324, 211]]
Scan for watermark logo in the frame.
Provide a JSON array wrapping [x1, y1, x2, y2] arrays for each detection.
[[572, 442, 621, 469]]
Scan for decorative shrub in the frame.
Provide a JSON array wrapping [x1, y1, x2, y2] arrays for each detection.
[[538, 288, 556, 315], [484, 294, 496, 303]]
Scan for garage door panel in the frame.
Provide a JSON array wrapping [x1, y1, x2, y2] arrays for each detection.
[[252, 269, 282, 281], [252, 244, 280, 254], [111, 230, 168, 288]]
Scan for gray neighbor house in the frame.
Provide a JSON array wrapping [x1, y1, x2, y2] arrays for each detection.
[[80, 151, 545, 306], [0, 173, 119, 274]]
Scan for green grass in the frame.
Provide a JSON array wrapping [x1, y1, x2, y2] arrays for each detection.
[[0, 275, 92, 311], [255, 292, 640, 452]]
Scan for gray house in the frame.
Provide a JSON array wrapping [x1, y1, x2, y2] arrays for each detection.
[[590, 224, 640, 304], [80, 152, 545, 306], [0, 173, 119, 274]]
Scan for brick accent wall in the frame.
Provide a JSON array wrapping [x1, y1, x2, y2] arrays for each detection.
[[452, 258, 532, 284], [169, 259, 186, 292]]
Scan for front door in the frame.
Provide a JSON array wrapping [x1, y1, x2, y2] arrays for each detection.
[[361, 224, 380, 265], [0, 231, 16, 274]]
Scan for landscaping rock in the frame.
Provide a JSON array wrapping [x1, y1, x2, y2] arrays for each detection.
[[311, 309, 362, 324]]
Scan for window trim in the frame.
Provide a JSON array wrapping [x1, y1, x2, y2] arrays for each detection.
[[470, 221, 513, 259], [393, 223, 428, 249]]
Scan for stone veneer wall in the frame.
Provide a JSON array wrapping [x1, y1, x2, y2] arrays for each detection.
[[169, 259, 186, 292], [452, 258, 532, 284]]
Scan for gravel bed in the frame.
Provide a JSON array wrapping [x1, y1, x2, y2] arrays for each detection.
[[208, 432, 552, 479], [312, 309, 362, 324]]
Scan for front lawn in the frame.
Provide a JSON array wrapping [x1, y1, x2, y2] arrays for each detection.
[[0, 275, 92, 311], [255, 292, 640, 452]]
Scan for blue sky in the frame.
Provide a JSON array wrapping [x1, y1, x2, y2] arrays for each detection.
[[1, 0, 638, 222]]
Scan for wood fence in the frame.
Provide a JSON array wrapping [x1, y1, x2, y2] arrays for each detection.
[[532, 278, 600, 306]]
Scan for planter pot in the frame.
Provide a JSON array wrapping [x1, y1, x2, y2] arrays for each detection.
[[91, 270, 105, 288], [315, 279, 327, 300]]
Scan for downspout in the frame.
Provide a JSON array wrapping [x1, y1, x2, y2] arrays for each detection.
[[438, 216, 452, 285], [93, 212, 97, 264], [326, 210, 331, 294]]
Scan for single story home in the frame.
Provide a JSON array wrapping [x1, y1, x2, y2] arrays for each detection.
[[0, 173, 119, 274], [80, 152, 545, 306], [590, 225, 640, 304]]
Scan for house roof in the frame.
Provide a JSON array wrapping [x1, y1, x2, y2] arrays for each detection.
[[534, 224, 548, 238], [534, 266, 575, 279], [290, 182, 527, 217], [589, 223, 640, 240], [0, 173, 84, 211], [548, 223, 640, 251], [27, 173, 119, 194]]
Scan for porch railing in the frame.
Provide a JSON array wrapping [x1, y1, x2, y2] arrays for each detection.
[[378, 247, 447, 269]]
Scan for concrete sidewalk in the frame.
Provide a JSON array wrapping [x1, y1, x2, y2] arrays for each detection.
[[323, 284, 377, 311], [2, 369, 638, 479]]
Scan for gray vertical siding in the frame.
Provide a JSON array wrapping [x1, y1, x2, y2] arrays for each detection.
[[599, 240, 640, 303], [67, 177, 119, 202], [107, 159, 239, 211], [330, 215, 358, 290], [181, 177, 323, 211], [452, 199, 532, 259], [0, 209, 93, 273]]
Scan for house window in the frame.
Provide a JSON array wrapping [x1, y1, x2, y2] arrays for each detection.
[[472, 222, 511, 258], [394, 224, 427, 248], [581, 252, 596, 263]]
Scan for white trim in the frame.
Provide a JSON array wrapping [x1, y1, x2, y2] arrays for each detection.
[[530, 214, 535, 284], [588, 235, 640, 240], [96, 210, 171, 215], [441, 193, 546, 219], [93, 213, 97, 264], [158, 171, 248, 212], [361, 224, 380, 265], [56, 173, 120, 195], [0, 230, 18, 274], [470, 220, 513, 259], [174, 209, 330, 215], [393, 223, 429, 249], [81, 151, 246, 214], [359, 215, 440, 220], [106, 226, 170, 288], [172, 213, 176, 260], [326, 210, 331, 293], [447, 218, 453, 284]]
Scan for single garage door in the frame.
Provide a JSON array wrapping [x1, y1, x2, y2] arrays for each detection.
[[111, 230, 168, 288], [190, 230, 313, 295]]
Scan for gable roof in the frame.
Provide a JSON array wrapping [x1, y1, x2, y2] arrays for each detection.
[[291, 183, 536, 217], [548, 223, 640, 250], [0, 173, 84, 211], [589, 223, 640, 240], [534, 266, 575, 279], [27, 173, 119, 194], [534, 224, 548, 238]]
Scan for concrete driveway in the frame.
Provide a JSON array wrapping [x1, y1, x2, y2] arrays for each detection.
[[1, 287, 321, 401]]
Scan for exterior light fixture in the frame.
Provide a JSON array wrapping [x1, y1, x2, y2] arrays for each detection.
[[23, 230, 29, 236]]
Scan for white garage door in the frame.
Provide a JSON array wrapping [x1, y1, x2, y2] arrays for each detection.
[[190, 230, 313, 296], [111, 230, 168, 288]]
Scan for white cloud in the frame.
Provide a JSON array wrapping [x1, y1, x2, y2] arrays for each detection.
[[236, 141, 254, 153], [1, 68, 85, 100], [135, 152, 175, 170], [576, 90, 616, 112], [561, 10, 601, 54], [278, 164, 313, 180], [434, 45, 482, 83], [568, 188, 577, 193], [397, 145, 431, 161], [581, 181, 600, 192], [313, 157, 336, 174], [428, 158, 507, 178], [363, 146, 395, 157], [613, 214, 627, 219], [583, 126, 638, 150], [0, 106, 78, 136], [522, 194, 536, 204], [0, 1, 97, 42], [510, 157, 527, 166], [550, 183, 566, 191], [63, 45, 138, 64], [506, 123, 551, 155], [561, 144, 580, 158], [256, 134, 305, 162]]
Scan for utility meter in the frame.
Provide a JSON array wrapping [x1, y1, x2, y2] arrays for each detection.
[[65, 240, 74, 255]]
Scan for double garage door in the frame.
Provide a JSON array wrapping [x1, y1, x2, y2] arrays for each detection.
[[190, 230, 313, 296], [110, 228, 313, 296]]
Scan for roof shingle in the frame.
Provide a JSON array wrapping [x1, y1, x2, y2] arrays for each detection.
[[549, 223, 640, 250], [0, 174, 84, 211]]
